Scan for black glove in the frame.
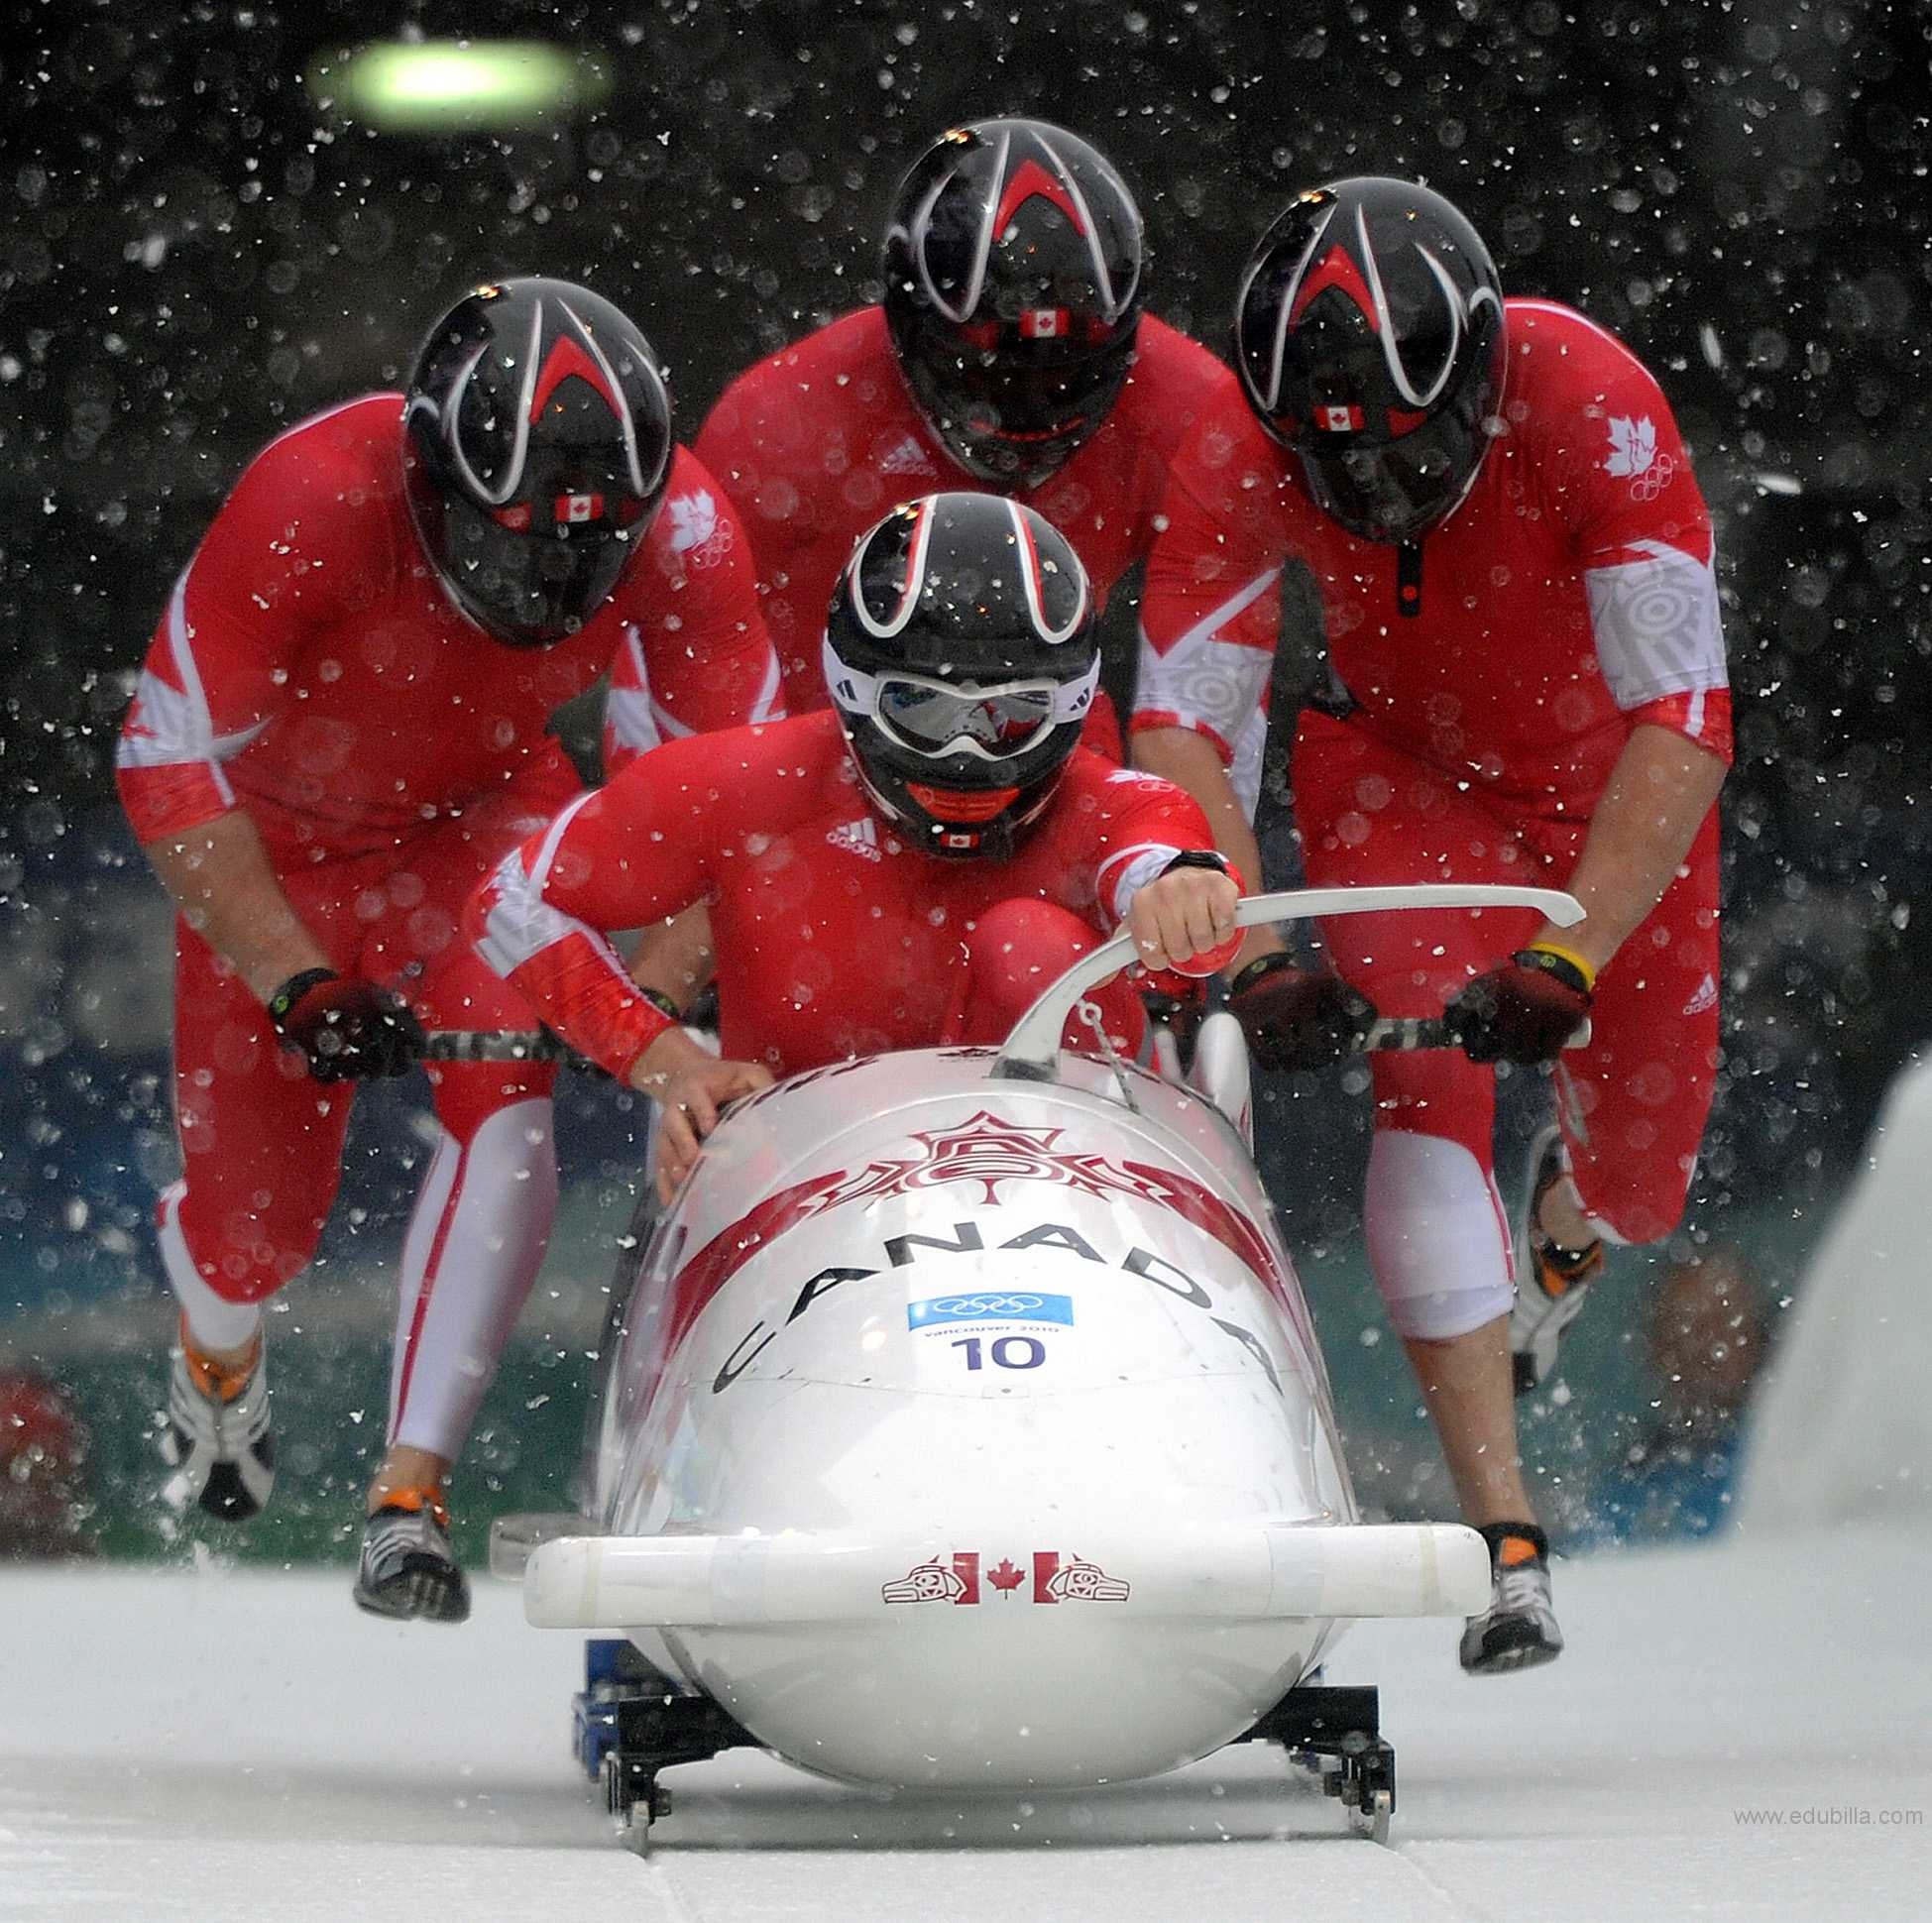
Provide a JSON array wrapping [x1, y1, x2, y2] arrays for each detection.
[[1443, 948, 1593, 1066], [269, 968, 426, 1082], [1228, 955, 1375, 1073]]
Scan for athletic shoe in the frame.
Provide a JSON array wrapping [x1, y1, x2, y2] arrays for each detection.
[[159, 1317, 276, 1522], [353, 1487, 471, 1624], [1511, 1123, 1604, 1395], [1459, 1522, 1563, 1674]]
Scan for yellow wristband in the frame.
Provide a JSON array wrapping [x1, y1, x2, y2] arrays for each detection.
[[1525, 940, 1597, 993]]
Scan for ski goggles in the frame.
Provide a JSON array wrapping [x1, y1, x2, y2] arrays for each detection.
[[827, 644, 1098, 761]]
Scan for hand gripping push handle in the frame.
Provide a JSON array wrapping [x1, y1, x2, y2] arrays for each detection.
[[992, 883, 1591, 1082]]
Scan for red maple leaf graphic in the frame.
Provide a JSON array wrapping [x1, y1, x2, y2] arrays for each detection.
[[985, 1557, 1026, 1593]]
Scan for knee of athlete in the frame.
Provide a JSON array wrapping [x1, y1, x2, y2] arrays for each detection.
[[1569, 1169, 1682, 1250], [1061, 978, 1146, 1061], [966, 898, 1094, 1004], [1547, 1110, 1700, 1248], [171, 1192, 324, 1306], [1363, 1128, 1511, 1341]]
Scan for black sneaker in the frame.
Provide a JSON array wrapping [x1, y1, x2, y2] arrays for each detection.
[[1512, 1124, 1604, 1396], [1459, 1522, 1563, 1675], [353, 1488, 471, 1624], [159, 1318, 276, 1523]]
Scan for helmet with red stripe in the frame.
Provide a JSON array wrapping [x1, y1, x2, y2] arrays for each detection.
[[882, 119, 1145, 493], [1234, 178, 1506, 544], [824, 493, 1097, 860], [403, 278, 673, 647]]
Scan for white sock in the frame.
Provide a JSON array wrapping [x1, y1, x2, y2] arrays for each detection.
[[159, 1181, 265, 1355]]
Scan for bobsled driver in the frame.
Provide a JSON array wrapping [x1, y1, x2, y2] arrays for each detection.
[[469, 491, 1243, 1189], [117, 277, 779, 1625]]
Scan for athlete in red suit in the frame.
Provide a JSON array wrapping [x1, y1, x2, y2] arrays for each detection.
[[643, 117, 1237, 1018], [1133, 181, 1729, 1672], [117, 279, 780, 1620], [693, 118, 1240, 735], [470, 496, 1242, 1199]]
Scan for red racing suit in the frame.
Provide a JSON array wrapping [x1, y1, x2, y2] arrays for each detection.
[[694, 307, 1241, 753], [469, 712, 1239, 1081], [115, 395, 781, 1454], [1136, 300, 1729, 1326]]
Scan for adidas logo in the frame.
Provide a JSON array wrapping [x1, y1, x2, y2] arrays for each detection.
[[879, 432, 936, 477], [826, 817, 882, 861], [1682, 971, 1718, 1017]]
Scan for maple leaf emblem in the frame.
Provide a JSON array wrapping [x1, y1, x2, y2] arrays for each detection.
[[1604, 414, 1657, 478], [985, 1557, 1027, 1593], [664, 489, 718, 553]]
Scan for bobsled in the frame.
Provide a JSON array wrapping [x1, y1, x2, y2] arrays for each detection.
[[494, 884, 1584, 1847]]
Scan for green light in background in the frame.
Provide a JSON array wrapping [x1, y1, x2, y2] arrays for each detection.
[[307, 41, 611, 132]]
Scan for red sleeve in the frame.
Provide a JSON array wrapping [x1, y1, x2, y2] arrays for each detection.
[[1514, 303, 1732, 764], [115, 407, 391, 843], [1079, 759, 1244, 978], [469, 723, 773, 1078], [1131, 406, 1290, 777], [602, 446, 784, 776]]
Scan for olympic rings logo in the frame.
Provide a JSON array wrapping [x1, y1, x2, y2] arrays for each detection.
[[930, 1295, 1045, 1317], [1629, 452, 1677, 503]]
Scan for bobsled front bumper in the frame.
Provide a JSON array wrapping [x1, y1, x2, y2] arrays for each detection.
[[494, 1520, 1489, 1629]]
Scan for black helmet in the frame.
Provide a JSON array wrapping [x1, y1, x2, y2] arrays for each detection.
[[1233, 178, 1506, 544], [882, 118, 1145, 493], [824, 492, 1097, 860], [403, 277, 673, 647]]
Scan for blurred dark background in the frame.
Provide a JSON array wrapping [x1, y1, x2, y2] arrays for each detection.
[[2, 0, 1928, 1557]]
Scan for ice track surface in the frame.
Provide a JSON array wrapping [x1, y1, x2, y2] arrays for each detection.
[[3, 1527, 1928, 1922]]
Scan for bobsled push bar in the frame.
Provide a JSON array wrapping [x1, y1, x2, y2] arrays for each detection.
[[421, 1026, 582, 1064], [508, 1521, 1491, 1630], [994, 882, 1588, 1081], [416, 1012, 1545, 1067]]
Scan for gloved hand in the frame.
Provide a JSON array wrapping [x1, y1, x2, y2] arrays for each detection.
[[269, 968, 426, 1082], [1443, 947, 1593, 1066], [1228, 955, 1375, 1073]]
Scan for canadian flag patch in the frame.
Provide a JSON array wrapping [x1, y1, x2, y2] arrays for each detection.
[[1018, 308, 1069, 339], [879, 1548, 1129, 1606], [1315, 403, 1365, 433], [556, 493, 603, 524]]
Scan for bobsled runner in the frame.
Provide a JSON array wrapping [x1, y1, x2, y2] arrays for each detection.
[[493, 884, 1585, 1849]]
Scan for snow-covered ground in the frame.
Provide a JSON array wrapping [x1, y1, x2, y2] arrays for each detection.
[[3, 1527, 1927, 1921]]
